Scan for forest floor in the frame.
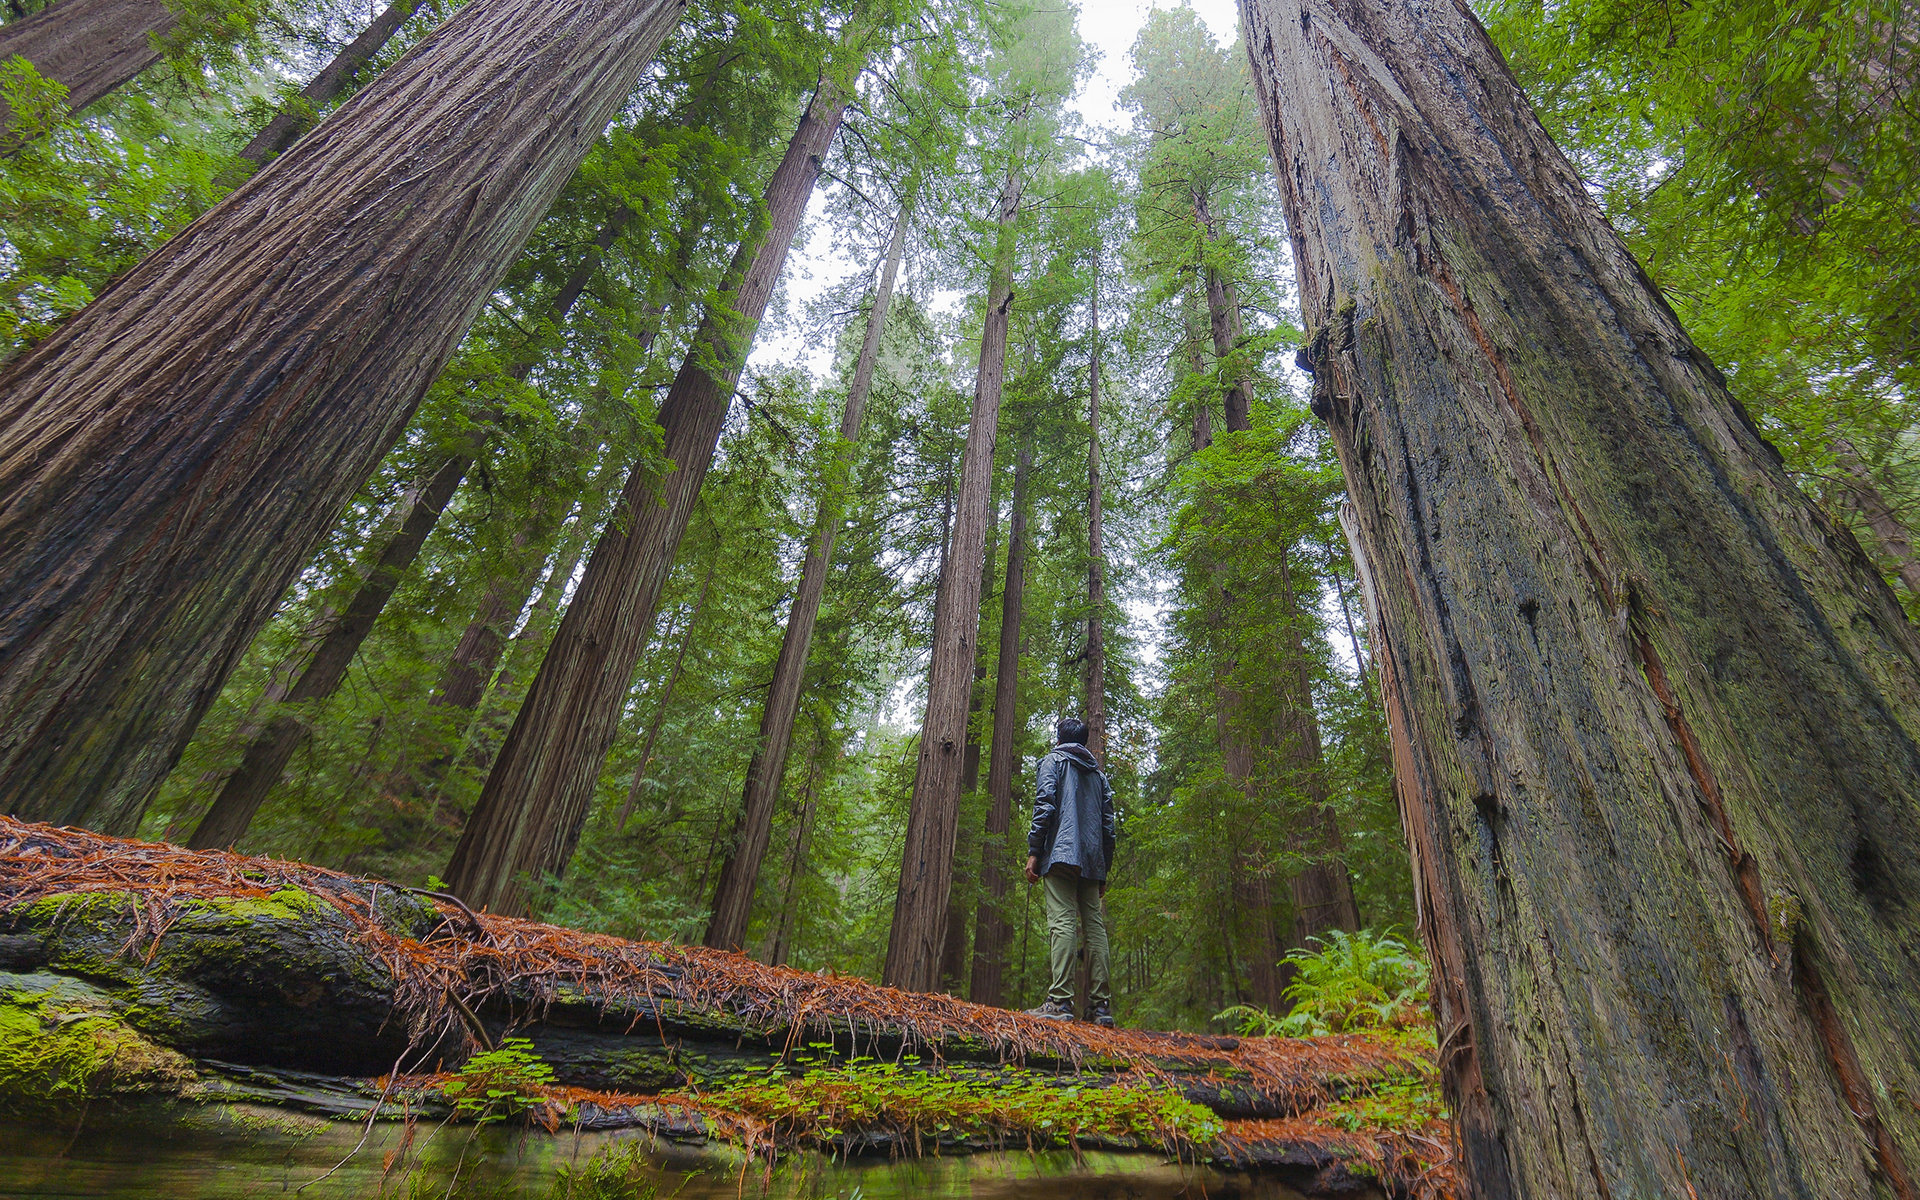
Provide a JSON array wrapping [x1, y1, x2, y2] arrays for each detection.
[[0, 818, 1458, 1199]]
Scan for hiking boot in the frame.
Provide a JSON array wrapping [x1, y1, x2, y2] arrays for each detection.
[[1089, 1003, 1116, 1028], [1026, 1000, 1074, 1020]]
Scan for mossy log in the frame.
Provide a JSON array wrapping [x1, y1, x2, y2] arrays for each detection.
[[0, 819, 1452, 1199]]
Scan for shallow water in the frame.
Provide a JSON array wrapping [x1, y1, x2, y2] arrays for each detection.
[[1, 1102, 1347, 1199]]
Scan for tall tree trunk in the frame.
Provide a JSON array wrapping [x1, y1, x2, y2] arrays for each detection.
[[765, 737, 823, 967], [1833, 435, 1920, 598], [181, 211, 634, 848], [185, 454, 466, 849], [613, 556, 717, 833], [882, 164, 1022, 993], [1276, 545, 1359, 944], [233, 0, 419, 168], [1242, 0, 1920, 1194], [1085, 273, 1107, 759], [0, 0, 682, 835], [703, 204, 908, 951], [0, 0, 174, 148], [969, 433, 1030, 1008], [1192, 188, 1254, 432], [445, 73, 854, 916]]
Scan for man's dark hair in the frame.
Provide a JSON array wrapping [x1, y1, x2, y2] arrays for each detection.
[[1057, 717, 1089, 745]]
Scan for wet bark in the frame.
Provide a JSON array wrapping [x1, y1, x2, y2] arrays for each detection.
[[445, 75, 852, 916], [1241, 0, 1920, 1193], [1085, 276, 1107, 760], [182, 212, 635, 849], [968, 435, 1029, 1008], [233, 0, 419, 167], [0, 0, 683, 835], [0, 0, 173, 148], [703, 205, 907, 951], [883, 165, 1023, 993]]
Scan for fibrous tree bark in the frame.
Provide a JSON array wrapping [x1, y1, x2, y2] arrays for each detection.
[[184, 211, 636, 850], [444, 71, 854, 916], [0, 0, 174, 148], [1085, 271, 1107, 760], [703, 204, 908, 952], [1192, 188, 1254, 432], [234, 0, 419, 168], [0, 0, 683, 835], [1241, 0, 1920, 1194], [882, 164, 1023, 993], [968, 433, 1030, 1008]]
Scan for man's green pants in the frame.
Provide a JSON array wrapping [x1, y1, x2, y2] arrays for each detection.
[[1043, 869, 1111, 1011]]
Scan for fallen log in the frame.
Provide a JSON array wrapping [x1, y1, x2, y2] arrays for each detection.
[[0, 818, 1457, 1199]]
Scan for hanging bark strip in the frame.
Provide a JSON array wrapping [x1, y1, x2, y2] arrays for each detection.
[[703, 204, 910, 952], [968, 433, 1031, 1008], [1241, 0, 1920, 1195], [184, 212, 637, 850], [233, 0, 421, 168], [883, 164, 1024, 993], [1085, 266, 1108, 760], [0, 0, 684, 835], [0, 0, 175, 148], [444, 71, 856, 917]]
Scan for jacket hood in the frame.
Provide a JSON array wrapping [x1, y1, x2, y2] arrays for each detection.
[[1054, 743, 1101, 770]]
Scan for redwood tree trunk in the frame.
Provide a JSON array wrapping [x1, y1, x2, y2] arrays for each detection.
[[1085, 275, 1107, 760], [181, 211, 635, 848], [703, 204, 907, 951], [185, 453, 466, 849], [445, 74, 853, 916], [1276, 546, 1359, 944], [1242, 0, 1920, 1194], [0, 0, 682, 835], [0, 0, 173, 147], [235, 0, 420, 167], [883, 165, 1022, 992], [1833, 435, 1920, 598], [968, 434, 1030, 1008]]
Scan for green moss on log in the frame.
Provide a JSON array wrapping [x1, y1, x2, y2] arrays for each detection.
[[0, 973, 197, 1114]]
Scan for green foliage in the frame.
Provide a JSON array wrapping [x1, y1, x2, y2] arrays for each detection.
[[1316, 1077, 1448, 1135], [1217, 930, 1430, 1038], [684, 1057, 1223, 1154], [441, 1038, 558, 1124]]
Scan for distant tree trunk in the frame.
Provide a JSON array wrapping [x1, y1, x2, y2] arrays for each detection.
[[703, 205, 907, 951], [181, 211, 634, 848], [613, 556, 717, 833], [969, 434, 1030, 1008], [1276, 544, 1359, 944], [184, 454, 466, 849], [1085, 274, 1107, 759], [765, 737, 823, 967], [1243, 0, 1920, 1194], [1186, 289, 1213, 453], [233, 0, 419, 168], [1192, 188, 1253, 432], [1833, 436, 1920, 598], [0, 0, 682, 835], [883, 164, 1022, 993], [445, 73, 854, 916], [0, 0, 174, 148]]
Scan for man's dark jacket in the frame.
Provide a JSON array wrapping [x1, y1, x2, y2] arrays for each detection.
[[1028, 743, 1117, 881]]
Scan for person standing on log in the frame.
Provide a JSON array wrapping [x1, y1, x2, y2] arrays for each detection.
[[1023, 716, 1116, 1026]]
